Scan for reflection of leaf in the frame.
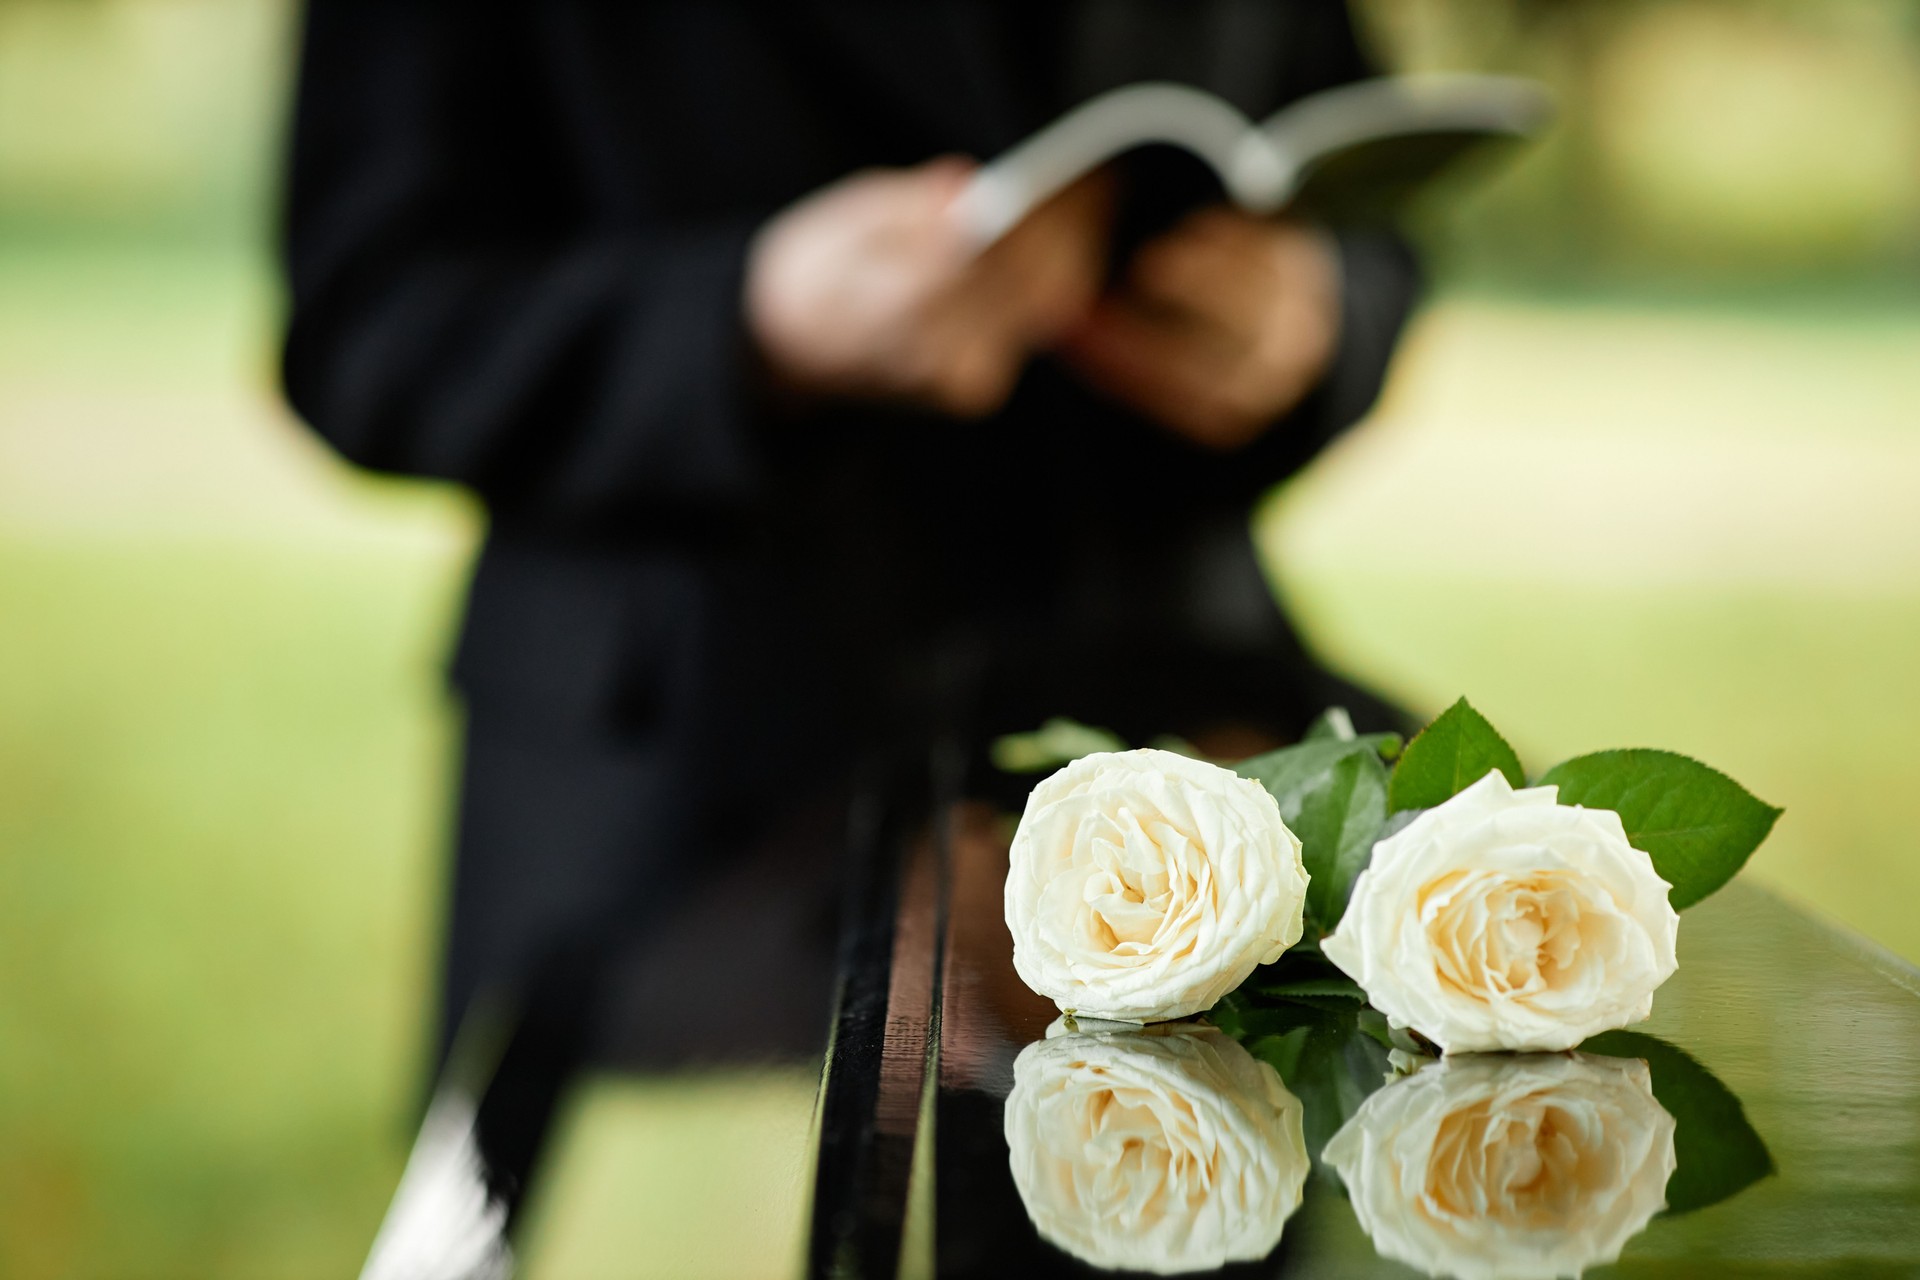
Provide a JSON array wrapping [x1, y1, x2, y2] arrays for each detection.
[[1217, 993, 1392, 1185], [1581, 1029, 1773, 1215], [1209, 990, 1324, 1042], [1387, 698, 1526, 813], [1244, 1026, 1311, 1080], [1538, 750, 1781, 909]]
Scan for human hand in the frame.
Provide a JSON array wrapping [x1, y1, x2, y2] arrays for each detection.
[[1060, 209, 1341, 451], [746, 157, 1110, 418]]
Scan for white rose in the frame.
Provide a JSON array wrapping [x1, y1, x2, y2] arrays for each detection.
[[1004, 749, 1308, 1023], [1323, 1053, 1676, 1280], [1005, 1025, 1309, 1274], [1323, 770, 1679, 1053]]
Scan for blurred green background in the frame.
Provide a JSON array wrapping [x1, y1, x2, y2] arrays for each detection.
[[0, 1, 1914, 1275]]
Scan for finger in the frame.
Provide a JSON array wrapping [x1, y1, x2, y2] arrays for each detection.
[[928, 247, 1089, 365], [1007, 232, 1107, 341], [931, 332, 1023, 418], [1175, 204, 1276, 248], [967, 169, 1112, 337], [905, 166, 1112, 397], [884, 155, 984, 270], [910, 154, 981, 213], [993, 167, 1115, 260], [1126, 225, 1282, 348], [1060, 303, 1263, 448], [1022, 179, 1114, 333], [1135, 206, 1335, 301]]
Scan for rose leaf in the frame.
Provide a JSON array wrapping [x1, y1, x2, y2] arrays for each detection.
[[1236, 739, 1375, 806], [1237, 740, 1389, 932], [1537, 749, 1782, 910], [1295, 750, 1389, 932], [1252, 975, 1367, 1002], [1385, 697, 1525, 813], [1582, 1029, 1774, 1214], [1243, 1027, 1312, 1080], [1221, 995, 1391, 1187]]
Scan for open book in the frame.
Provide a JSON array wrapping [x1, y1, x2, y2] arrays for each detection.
[[954, 74, 1550, 248]]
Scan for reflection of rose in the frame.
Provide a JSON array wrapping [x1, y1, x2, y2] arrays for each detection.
[[1323, 771, 1679, 1052], [1005, 749, 1308, 1024], [1324, 1053, 1676, 1280], [1005, 1025, 1308, 1274]]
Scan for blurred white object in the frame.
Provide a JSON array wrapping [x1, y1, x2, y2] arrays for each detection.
[[952, 74, 1551, 248], [360, 1090, 514, 1280]]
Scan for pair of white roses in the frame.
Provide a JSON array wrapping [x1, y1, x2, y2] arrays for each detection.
[[1003, 748, 1681, 1051]]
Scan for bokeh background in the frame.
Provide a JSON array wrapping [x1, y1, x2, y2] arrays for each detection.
[[0, 1, 1915, 1275]]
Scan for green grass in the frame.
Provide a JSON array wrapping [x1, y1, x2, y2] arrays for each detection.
[[517, 1071, 817, 1279], [0, 536, 457, 1277]]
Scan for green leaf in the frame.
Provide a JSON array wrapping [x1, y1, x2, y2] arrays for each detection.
[[1236, 948, 1348, 995], [1236, 740, 1389, 932], [1386, 698, 1525, 813], [1237, 739, 1373, 806], [1296, 750, 1389, 930], [1251, 975, 1366, 1002], [1537, 749, 1782, 909], [1234, 1002, 1393, 1186], [1208, 989, 1323, 1041], [1243, 1027, 1311, 1080], [1237, 739, 1396, 799], [988, 717, 1126, 773], [1354, 1005, 1395, 1051], [1582, 1030, 1774, 1215]]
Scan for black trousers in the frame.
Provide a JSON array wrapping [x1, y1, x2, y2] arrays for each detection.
[[437, 720, 685, 1060], [438, 712, 848, 1073]]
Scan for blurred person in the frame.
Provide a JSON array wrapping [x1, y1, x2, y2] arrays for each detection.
[[280, 2, 1421, 1063]]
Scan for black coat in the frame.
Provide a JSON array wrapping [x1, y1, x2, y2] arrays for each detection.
[[281, 0, 1418, 850]]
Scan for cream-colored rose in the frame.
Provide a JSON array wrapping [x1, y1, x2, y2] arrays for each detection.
[[1323, 771, 1679, 1053], [1005, 1025, 1309, 1274], [1004, 749, 1308, 1023], [1323, 1053, 1676, 1280]]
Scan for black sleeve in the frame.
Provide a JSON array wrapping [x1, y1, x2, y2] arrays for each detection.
[[280, 5, 768, 530]]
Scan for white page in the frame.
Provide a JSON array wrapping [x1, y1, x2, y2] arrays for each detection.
[[951, 74, 1550, 251]]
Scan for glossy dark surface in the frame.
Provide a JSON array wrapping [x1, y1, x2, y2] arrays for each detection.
[[921, 819, 1920, 1278]]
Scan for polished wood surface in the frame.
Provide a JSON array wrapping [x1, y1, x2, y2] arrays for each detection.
[[912, 800, 1920, 1277]]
